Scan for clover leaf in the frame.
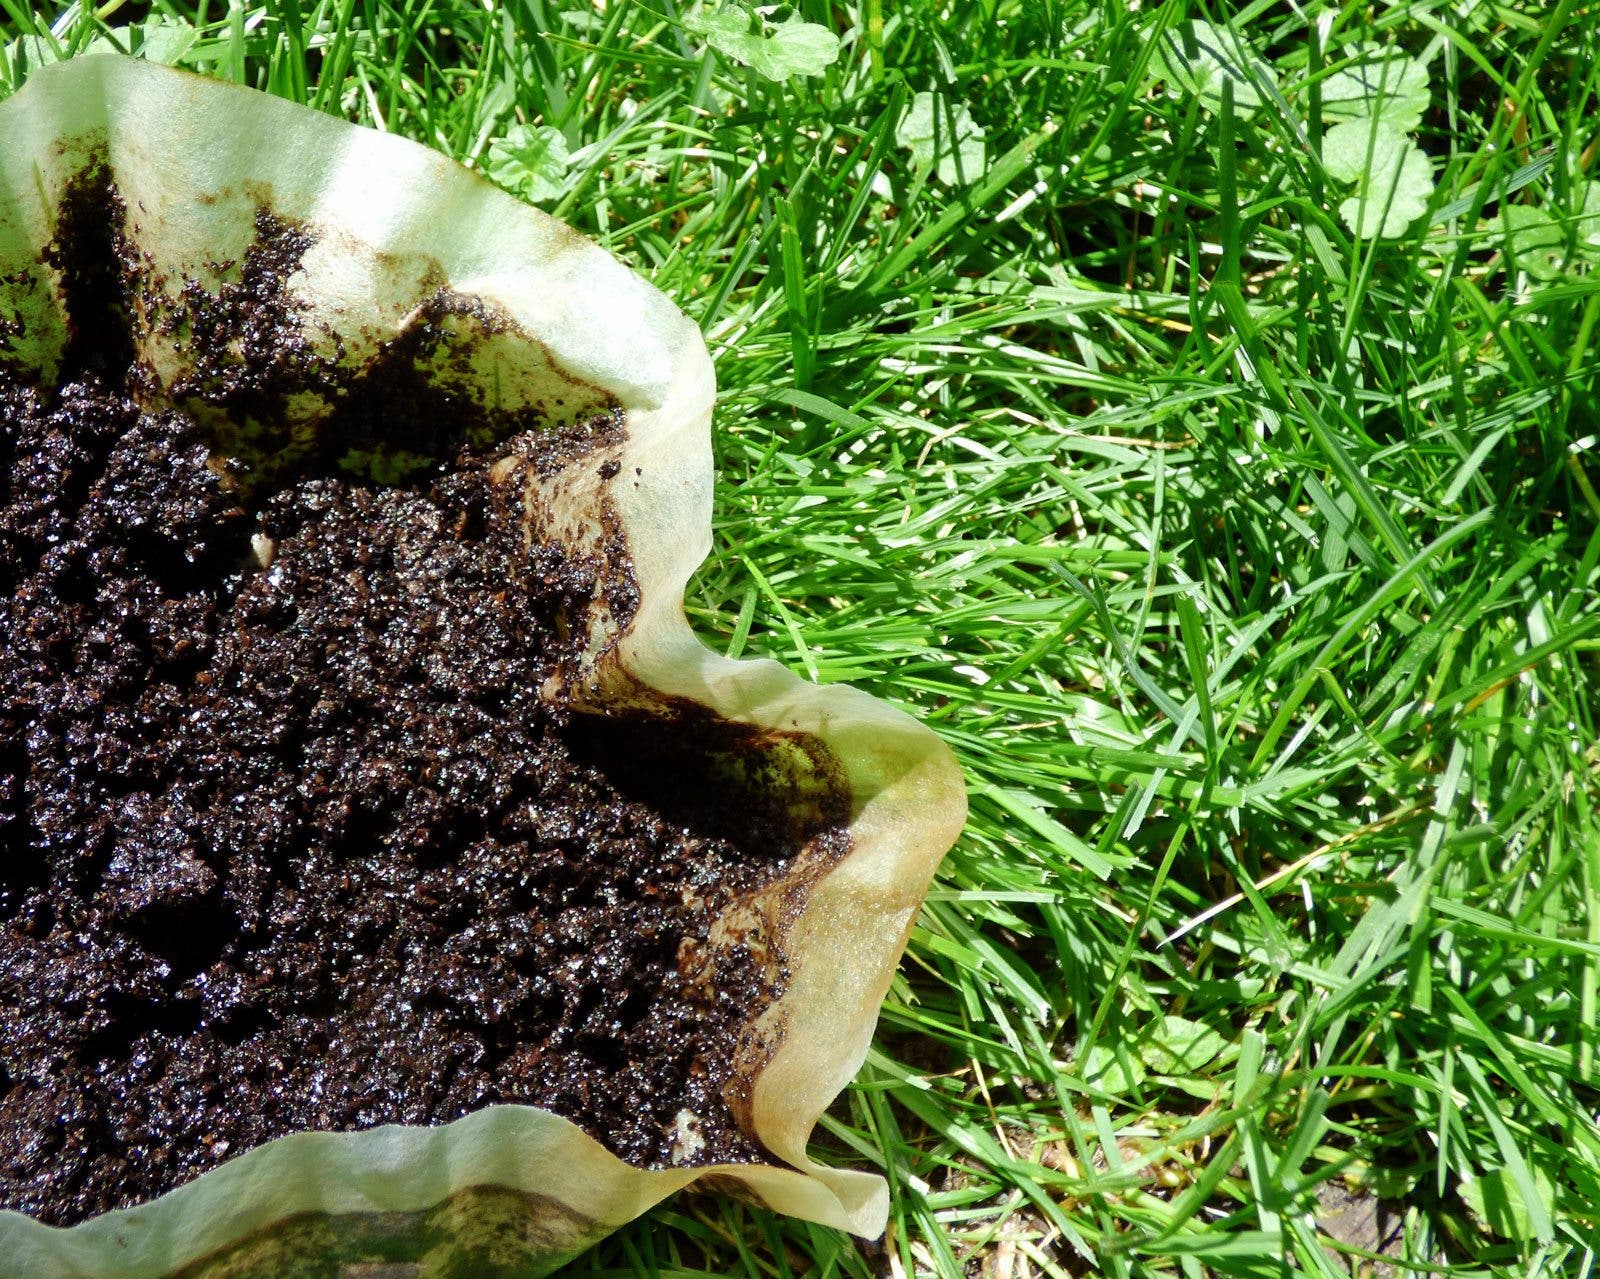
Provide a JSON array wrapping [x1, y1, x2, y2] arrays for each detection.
[[1323, 116, 1434, 239], [896, 91, 987, 187], [1150, 19, 1270, 116], [486, 124, 572, 204], [687, 5, 840, 83]]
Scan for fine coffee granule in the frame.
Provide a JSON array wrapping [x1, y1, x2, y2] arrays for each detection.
[[0, 186, 847, 1226]]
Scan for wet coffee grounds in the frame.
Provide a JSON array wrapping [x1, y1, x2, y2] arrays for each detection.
[[0, 364, 842, 1224]]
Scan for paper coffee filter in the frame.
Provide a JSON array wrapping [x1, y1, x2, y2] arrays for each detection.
[[0, 55, 966, 1278]]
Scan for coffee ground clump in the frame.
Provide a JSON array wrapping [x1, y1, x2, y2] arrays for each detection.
[[0, 302, 843, 1223]]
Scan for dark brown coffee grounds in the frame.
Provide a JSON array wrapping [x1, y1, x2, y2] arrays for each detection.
[[0, 173, 848, 1229]]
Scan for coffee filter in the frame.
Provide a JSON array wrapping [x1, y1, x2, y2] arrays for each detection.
[[0, 55, 966, 1278]]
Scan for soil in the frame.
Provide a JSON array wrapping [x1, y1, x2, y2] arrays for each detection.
[[0, 167, 848, 1227]]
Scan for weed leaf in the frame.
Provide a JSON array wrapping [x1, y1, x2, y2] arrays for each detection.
[[1140, 1015, 1230, 1074], [133, 17, 199, 66], [1577, 180, 1600, 248], [1499, 205, 1567, 279], [486, 124, 571, 202], [1460, 1165, 1555, 1241], [1150, 19, 1269, 115], [0, 34, 59, 91], [1083, 1042, 1148, 1093], [688, 5, 840, 82], [1321, 48, 1431, 130], [1324, 117, 1433, 238], [1322, 117, 1407, 184], [896, 91, 987, 187]]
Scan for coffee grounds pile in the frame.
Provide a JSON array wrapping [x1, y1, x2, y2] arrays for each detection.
[[0, 226, 842, 1226]]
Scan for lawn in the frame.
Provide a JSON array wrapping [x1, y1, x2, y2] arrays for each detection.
[[4, 1, 1599, 1275]]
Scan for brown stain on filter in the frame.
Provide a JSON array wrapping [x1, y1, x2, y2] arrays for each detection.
[[169, 1183, 606, 1278]]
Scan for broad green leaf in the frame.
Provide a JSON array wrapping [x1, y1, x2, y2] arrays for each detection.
[[1140, 1015, 1230, 1074], [558, 7, 605, 34], [0, 35, 60, 94], [1337, 155, 1431, 238], [1499, 205, 1566, 280], [1358, 1164, 1422, 1200], [1323, 117, 1434, 238], [1576, 180, 1600, 249], [687, 6, 840, 83], [896, 91, 988, 187], [1321, 49, 1431, 130], [486, 123, 571, 203], [1321, 116, 1408, 185], [134, 17, 200, 66], [1150, 19, 1268, 115], [1460, 1164, 1555, 1241], [1082, 1042, 1148, 1094]]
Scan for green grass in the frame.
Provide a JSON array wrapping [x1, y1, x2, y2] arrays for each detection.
[[6, 1, 1600, 1274]]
